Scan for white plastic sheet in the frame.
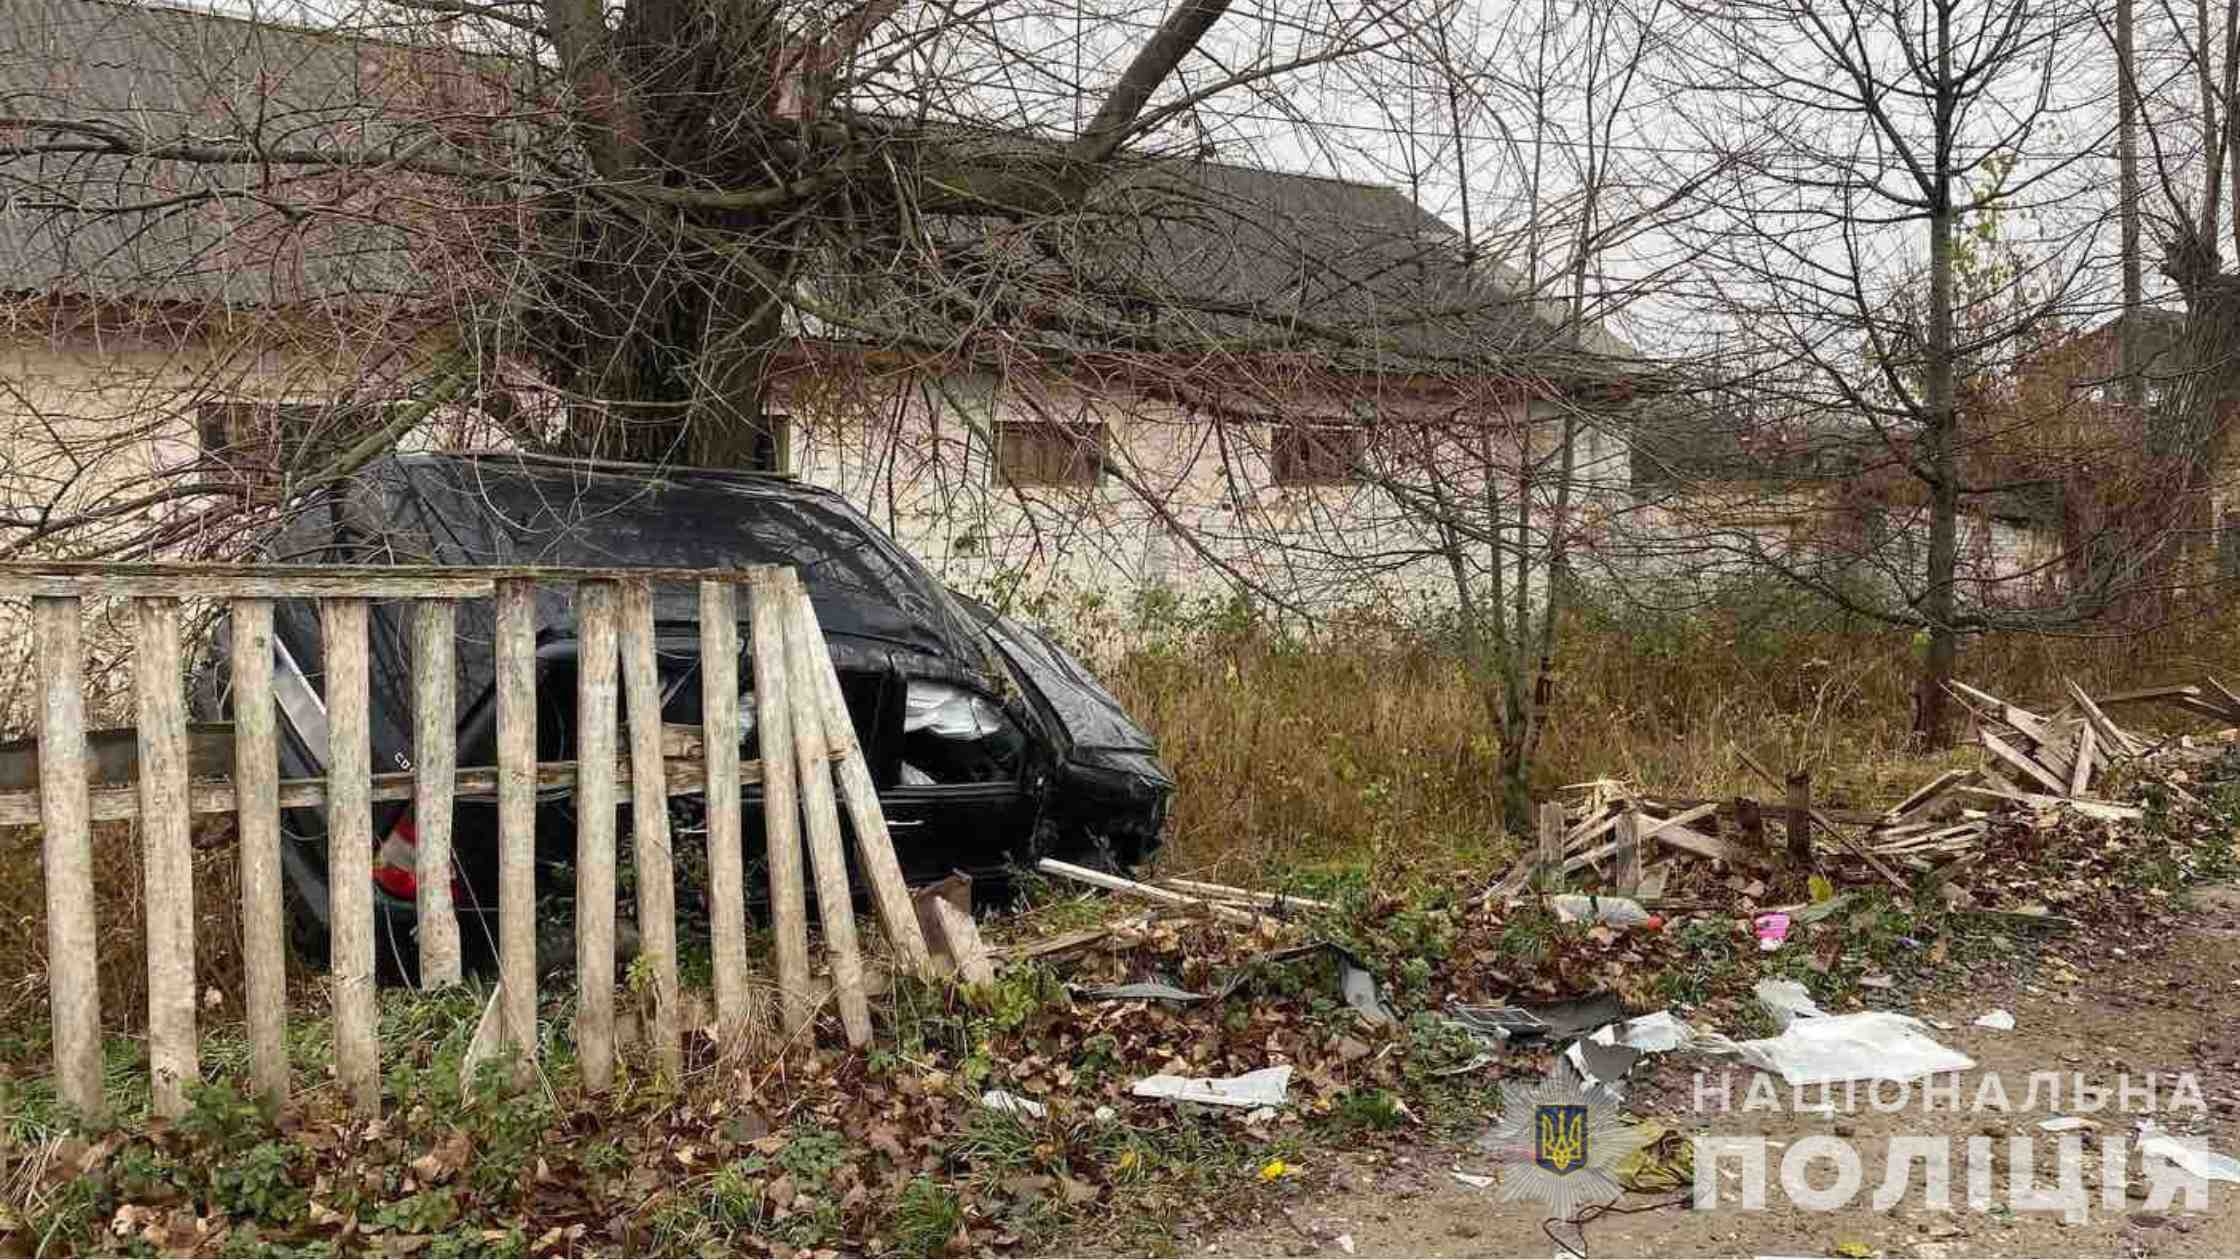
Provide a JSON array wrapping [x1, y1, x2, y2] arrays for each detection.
[[1754, 978, 1827, 1028], [1595, 1009, 1697, 1053], [2139, 1125, 2240, 1183], [981, 1089, 1048, 1119], [1130, 1065, 1293, 1109], [1724, 1011, 1975, 1087]]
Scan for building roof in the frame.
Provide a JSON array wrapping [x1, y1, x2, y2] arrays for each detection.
[[0, 0, 464, 305], [2, 0, 1625, 381]]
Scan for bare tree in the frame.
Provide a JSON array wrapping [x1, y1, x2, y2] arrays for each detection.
[[1669, 0, 2113, 745], [2, 0, 1478, 553]]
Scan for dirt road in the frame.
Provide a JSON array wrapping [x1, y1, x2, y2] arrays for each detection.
[[1205, 897, 2240, 1258]]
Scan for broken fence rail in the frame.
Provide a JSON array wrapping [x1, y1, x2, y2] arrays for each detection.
[[0, 561, 936, 1123]]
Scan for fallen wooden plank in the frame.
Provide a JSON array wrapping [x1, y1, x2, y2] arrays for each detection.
[[2205, 677, 2240, 724], [1638, 802, 1719, 843], [1562, 804, 1620, 849], [1979, 730, 2072, 796], [1948, 681, 2050, 734], [2064, 680, 2143, 757], [1951, 785, 2143, 822], [2029, 716, 2081, 784], [1562, 808, 1623, 855], [912, 875, 996, 988], [2068, 722, 2096, 799], [1038, 859, 1263, 927], [1884, 769, 1971, 823], [1649, 820, 1758, 867], [2097, 683, 2206, 705], [991, 927, 1111, 962]]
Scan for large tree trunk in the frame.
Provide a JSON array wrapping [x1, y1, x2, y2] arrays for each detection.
[[508, 0, 1236, 469]]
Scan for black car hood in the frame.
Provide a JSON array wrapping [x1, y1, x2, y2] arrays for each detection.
[[966, 604, 1173, 798]]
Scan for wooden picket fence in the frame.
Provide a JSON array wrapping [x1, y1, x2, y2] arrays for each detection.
[[0, 562, 939, 1122]]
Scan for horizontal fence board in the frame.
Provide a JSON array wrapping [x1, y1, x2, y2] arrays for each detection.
[[0, 755, 769, 825]]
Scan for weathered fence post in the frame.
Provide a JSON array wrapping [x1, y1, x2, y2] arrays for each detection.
[[1534, 801, 1566, 892], [411, 599, 461, 989], [134, 597, 198, 1119], [698, 579, 754, 1045], [1613, 811, 1642, 892], [748, 571, 814, 1036], [34, 595, 102, 1120], [791, 582, 934, 980], [493, 579, 540, 1065], [776, 571, 872, 1046], [574, 580, 620, 1092], [321, 597, 379, 1115], [619, 580, 681, 1079], [1786, 770, 1813, 866], [231, 598, 288, 1108]]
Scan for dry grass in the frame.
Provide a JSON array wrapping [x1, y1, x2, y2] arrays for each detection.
[[0, 818, 261, 1037], [1106, 590, 2240, 886]]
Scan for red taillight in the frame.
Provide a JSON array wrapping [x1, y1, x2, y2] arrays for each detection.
[[372, 812, 471, 904], [374, 817, 418, 898]]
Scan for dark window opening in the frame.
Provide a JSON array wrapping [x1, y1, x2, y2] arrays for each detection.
[[196, 400, 334, 474], [751, 414, 791, 473], [996, 421, 1106, 487], [1272, 423, 1366, 486]]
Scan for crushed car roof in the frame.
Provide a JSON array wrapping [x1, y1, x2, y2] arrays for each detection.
[[290, 452, 995, 671]]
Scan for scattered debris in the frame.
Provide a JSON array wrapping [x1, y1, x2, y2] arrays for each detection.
[[2039, 1116, 2097, 1133], [1549, 893, 1656, 927], [1450, 1170, 1496, 1189], [1973, 1008, 2016, 1031], [1214, 942, 1395, 1026], [1754, 978, 1826, 1028], [1712, 1012, 1975, 1087], [1594, 1010, 1698, 1053], [1449, 992, 1628, 1044], [1130, 1065, 1293, 1110], [2138, 1125, 2240, 1183], [1566, 1039, 1643, 1095], [1754, 912, 1791, 951], [981, 1089, 1048, 1119]]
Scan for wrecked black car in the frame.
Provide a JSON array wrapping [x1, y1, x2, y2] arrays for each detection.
[[193, 453, 1172, 980]]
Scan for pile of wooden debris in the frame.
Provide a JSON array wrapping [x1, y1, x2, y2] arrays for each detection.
[[1860, 679, 2158, 865], [1475, 676, 2240, 904]]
